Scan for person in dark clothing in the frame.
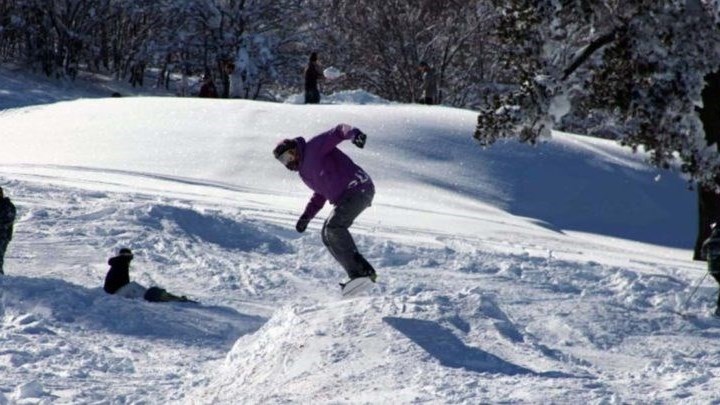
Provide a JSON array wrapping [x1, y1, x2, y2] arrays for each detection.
[[693, 71, 720, 260], [103, 248, 194, 302], [199, 73, 218, 98], [0, 186, 17, 275], [129, 61, 145, 87], [702, 224, 720, 316], [695, 184, 720, 260], [104, 248, 144, 296], [418, 61, 438, 105], [304, 52, 325, 104]]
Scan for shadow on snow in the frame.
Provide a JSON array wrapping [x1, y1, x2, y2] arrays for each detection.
[[0, 275, 266, 348], [384, 317, 576, 378], [146, 205, 292, 253]]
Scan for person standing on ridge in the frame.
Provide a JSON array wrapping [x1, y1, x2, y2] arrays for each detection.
[[0, 186, 16, 275], [199, 72, 218, 98], [304, 52, 325, 104], [273, 124, 377, 292], [418, 61, 438, 105]]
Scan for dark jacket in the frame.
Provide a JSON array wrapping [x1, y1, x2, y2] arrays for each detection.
[[304, 61, 323, 91], [0, 197, 16, 240], [422, 68, 438, 101], [199, 80, 218, 98], [104, 255, 132, 294]]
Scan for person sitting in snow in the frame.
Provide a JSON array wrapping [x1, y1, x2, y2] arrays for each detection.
[[273, 124, 377, 291], [702, 223, 720, 316], [103, 248, 194, 302], [0, 186, 17, 275]]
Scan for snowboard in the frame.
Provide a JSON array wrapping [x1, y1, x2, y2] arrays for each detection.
[[340, 276, 375, 298]]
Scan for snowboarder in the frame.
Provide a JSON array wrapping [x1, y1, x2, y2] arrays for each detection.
[[273, 124, 377, 291], [103, 248, 194, 302], [304, 52, 325, 104], [0, 186, 17, 275], [418, 61, 438, 105], [702, 223, 720, 316]]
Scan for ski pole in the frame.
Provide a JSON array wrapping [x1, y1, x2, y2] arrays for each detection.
[[680, 271, 709, 312]]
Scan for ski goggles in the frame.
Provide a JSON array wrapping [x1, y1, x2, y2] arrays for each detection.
[[276, 149, 296, 166]]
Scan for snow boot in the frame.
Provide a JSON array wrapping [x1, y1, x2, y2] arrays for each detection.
[[354, 253, 377, 282], [144, 287, 195, 303]]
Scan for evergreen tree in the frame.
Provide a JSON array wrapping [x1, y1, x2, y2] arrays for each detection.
[[473, 1, 720, 255]]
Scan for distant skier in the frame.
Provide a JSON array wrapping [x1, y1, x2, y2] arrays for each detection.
[[418, 61, 437, 105], [199, 73, 218, 98], [702, 224, 720, 316], [304, 52, 325, 104], [103, 248, 194, 302], [273, 124, 377, 291], [0, 186, 17, 275]]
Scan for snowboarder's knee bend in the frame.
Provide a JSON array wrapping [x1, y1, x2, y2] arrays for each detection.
[[321, 224, 330, 247], [322, 223, 344, 246]]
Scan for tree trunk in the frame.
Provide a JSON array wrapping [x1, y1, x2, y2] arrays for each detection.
[[694, 71, 720, 260]]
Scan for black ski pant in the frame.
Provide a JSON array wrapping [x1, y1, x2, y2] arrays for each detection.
[[305, 88, 320, 104], [0, 237, 9, 274], [322, 189, 374, 279]]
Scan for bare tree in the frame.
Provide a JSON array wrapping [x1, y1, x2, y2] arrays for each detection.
[[308, 0, 493, 105]]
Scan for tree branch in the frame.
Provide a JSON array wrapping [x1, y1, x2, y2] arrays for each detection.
[[562, 28, 619, 81]]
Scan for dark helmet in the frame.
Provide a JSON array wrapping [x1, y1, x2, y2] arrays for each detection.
[[273, 139, 297, 159], [119, 248, 133, 258], [273, 139, 300, 171]]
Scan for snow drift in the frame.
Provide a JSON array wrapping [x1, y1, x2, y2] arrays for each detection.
[[0, 86, 712, 403]]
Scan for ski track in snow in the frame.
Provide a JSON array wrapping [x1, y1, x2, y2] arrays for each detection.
[[0, 71, 713, 403], [0, 171, 716, 403]]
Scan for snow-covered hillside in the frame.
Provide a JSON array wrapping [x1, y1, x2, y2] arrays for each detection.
[[0, 70, 714, 404]]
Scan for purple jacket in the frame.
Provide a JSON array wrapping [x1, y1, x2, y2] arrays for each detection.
[[296, 124, 374, 220]]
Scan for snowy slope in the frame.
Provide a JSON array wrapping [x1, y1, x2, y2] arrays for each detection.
[[0, 71, 714, 404]]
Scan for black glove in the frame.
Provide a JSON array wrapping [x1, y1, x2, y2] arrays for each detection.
[[352, 131, 367, 149], [296, 216, 310, 233]]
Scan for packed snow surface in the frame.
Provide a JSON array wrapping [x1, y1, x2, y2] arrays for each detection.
[[0, 68, 714, 404]]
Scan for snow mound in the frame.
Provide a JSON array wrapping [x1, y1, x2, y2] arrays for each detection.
[[145, 205, 291, 253], [323, 89, 390, 105], [0, 66, 710, 402], [0, 273, 266, 402], [195, 290, 584, 403], [284, 89, 389, 105], [1, 275, 264, 345], [1, 97, 693, 247]]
